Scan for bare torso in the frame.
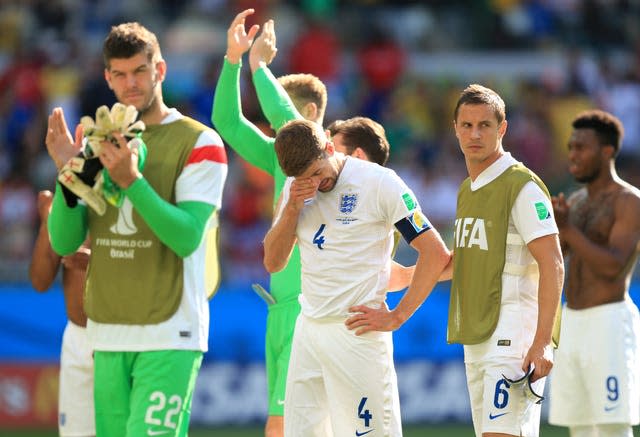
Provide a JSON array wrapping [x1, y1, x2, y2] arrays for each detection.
[[61, 240, 90, 327], [566, 183, 640, 308], [31, 192, 89, 327], [62, 264, 88, 327]]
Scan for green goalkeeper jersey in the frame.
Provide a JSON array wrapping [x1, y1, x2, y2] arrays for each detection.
[[212, 59, 302, 304]]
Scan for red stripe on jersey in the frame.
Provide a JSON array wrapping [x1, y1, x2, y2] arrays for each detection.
[[187, 145, 227, 165]]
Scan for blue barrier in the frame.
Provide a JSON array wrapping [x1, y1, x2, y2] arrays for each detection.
[[0, 284, 67, 362], [2, 281, 639, 425], [2, 281, 639, 363], [0, 282, 462, 363]]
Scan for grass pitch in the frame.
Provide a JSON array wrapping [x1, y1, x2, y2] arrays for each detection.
[[2, 423, 580, 436]]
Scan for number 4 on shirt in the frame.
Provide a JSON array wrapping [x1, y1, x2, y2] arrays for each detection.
[[313, 224, 326, 249]]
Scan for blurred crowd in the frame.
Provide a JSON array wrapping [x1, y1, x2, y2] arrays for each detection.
[[1, 0, 639, 284]]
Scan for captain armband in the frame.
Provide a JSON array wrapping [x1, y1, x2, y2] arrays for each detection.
[[394, 210, 432, 244]]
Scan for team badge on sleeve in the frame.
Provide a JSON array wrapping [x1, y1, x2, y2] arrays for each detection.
[[534, 201, 551, 220], [408, 210, 431, 233], [340, 193, 358, 214], [402, 192, 417, 211]]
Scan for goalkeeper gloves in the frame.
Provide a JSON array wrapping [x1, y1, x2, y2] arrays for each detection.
[[57, 103, 147, 215]]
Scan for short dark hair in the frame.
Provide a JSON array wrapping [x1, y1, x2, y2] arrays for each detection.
[[103, 22, 161, 69], [275, 119, 327, 177], [328, 117, 389, 166], [454, 84, 506, 123], [326, 119, 344, 135], [572, 109, 624, 156], [278, 74, 327, 122]]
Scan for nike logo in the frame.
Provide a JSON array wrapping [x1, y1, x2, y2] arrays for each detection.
[[605, 405, 619, 412], [277, 399, 285, 406], [147, 429, 170, 436], [355, 430, 374, 436], [489, 412, 509, 420]]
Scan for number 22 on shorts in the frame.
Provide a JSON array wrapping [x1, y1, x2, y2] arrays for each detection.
[[144, 391, 182, 434]]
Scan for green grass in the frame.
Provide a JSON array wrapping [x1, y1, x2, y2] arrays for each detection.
[[185, 424, 571, 436], [2, 424, 576, 436], [5, 425, 640, 436]]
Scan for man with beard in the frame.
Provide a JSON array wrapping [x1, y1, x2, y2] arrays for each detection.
[[549, 110, 640, 437], [45, 22, 227, 436], [264, 119, 450, 436]]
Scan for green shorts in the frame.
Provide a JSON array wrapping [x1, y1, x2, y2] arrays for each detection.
[[94, 350, 202, 437], [265, 299, 301, 416]]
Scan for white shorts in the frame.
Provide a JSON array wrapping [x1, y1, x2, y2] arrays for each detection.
[[549, 299, 640, 426], [284, 314, 402, 437], [59, 321, 95, 437], [465, 348, 544, 436]]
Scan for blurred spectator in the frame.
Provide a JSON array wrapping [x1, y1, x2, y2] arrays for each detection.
[[357, 25, 406, 121], [189, 56, 220, 125], [0, 46, 46, 160], [0, 161, 37, 260], [78, 55, 118, 117], [288, 18, 339, 83], [601, 71, 640, 159], [32, 0, 73, 40], [287, 16, 344, 119], [219, 157, 273, 287], [1, 0, 640, 283], [40, 38, 82, 122]]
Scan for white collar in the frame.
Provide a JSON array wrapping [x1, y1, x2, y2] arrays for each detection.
[[160, 108, 182, 125], [470, 152, 519, 191]]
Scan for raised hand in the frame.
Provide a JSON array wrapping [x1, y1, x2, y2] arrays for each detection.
[[226, 8, 260, 64], [46, 107, 83, 169], [249, 19, 277, 72], [286, 177, 319, 212]]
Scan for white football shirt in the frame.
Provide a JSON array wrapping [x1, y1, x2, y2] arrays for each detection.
[[278, 157, 424, 318]]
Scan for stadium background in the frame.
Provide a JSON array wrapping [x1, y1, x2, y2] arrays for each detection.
[[0, 0, 639, 435]]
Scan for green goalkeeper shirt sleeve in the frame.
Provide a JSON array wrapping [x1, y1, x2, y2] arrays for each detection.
[[48, 183, 89, 256], [252, 65, 303, 132], [124, 176, 214, 258], [211, 58, 277, 176]]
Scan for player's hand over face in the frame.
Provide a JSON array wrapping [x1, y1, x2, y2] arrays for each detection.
[[99, 132, 140, 189], [523, 342, 553, 382], [46, 107, 83, 170], [286, 178, 318, 212], [345, 305, 403, 335], [36, 190, 54, 222], [551, 193, 570, 230], [249, 19, 277, 69], [226, 8, 260, 64], [62, 247, 90, 271]]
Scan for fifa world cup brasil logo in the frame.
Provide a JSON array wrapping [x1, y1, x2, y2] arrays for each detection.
[[110, 198, 137, 235]]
